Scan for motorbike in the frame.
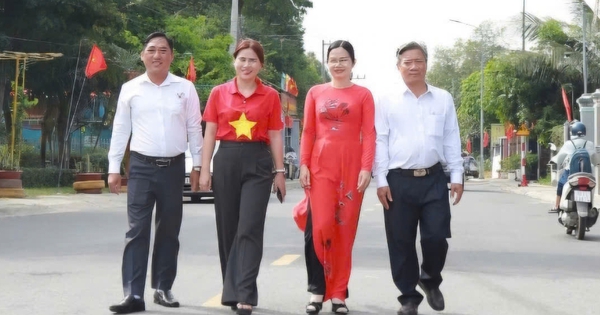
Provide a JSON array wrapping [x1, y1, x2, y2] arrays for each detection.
[[556, 153, 600, 240]]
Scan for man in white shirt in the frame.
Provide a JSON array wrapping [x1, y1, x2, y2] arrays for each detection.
[[373, 41, 464, 315], [107, 32, 203, 314]]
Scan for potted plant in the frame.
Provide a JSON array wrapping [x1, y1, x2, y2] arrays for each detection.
[[0, 144, 25, 198], [72, 154, 105, 194], [0, 82, 36, 198]]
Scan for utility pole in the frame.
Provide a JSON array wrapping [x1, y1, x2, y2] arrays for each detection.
[[583, 1, 588, 93], [321, 40, 332, 82], [522, 0, 526, 51], [228, 0, 239, 55]]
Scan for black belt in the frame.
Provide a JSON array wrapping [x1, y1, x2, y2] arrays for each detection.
[[131, 151, 183, 168], [390, 162, 443, 177]]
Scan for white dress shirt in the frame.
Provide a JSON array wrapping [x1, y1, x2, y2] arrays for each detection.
[[108, 73, 203, 174], [373, 80, 463, 187]]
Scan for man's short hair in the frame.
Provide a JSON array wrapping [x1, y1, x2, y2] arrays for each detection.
[[143, 32, 174, 52], [396, 41, 428, 62]]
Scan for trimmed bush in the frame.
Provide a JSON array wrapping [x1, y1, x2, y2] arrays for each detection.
[[21, 167, 78, 188]]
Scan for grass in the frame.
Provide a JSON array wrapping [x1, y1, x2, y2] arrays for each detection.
[[537, 175, 551, 186], [23, 186, 110, 197]]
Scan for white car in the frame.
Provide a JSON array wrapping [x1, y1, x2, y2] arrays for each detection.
[[183, 141, 218, 203]]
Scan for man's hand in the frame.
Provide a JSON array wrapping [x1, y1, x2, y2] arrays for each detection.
[[377, 186, 393, 210], [108, 173, 122, 195], [190, 168, 200, 192], [450, 183, 463, 205]]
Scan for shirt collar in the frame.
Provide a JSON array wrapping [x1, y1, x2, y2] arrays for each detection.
[[226, 77, 267, 95], [140, 72, 182, 86], [398, 79, 432, 97]]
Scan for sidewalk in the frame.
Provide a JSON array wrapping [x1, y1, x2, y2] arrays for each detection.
[[487, 178, 555, 203], [0, 179, 304, 218]]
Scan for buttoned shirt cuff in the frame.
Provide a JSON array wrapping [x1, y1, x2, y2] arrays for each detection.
[[108, 163, 121, 174], [192, 156, 201, 167], [450, 171, 463, 184], [376, 172, 389, 188]]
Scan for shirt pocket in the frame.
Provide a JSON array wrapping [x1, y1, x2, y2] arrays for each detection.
[[425, 114, 445, 137], [165, 94, 186, 116]]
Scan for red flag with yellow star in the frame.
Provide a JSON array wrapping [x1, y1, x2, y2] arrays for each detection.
[[85, 44, 107, 79]]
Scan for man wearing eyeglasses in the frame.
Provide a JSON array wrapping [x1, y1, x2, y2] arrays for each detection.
[[373, 41, 464, 315]]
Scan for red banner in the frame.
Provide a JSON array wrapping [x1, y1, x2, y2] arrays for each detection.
[[186, 56, 196, 82], [561, 87, 573, 121]]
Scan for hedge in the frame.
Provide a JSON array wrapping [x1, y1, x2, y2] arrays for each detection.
[[21, 167, 78, 188]]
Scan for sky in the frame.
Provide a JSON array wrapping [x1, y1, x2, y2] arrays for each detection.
[[302, 0, 579, 90]]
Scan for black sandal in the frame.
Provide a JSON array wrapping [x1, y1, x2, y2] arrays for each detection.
[[332, 303, 349, 314], [236, 303, 252, 315], [306, 301, 323, 314]]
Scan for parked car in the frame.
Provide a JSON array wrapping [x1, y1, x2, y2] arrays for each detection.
[[183, 141, 219, 203], [463, 156, 479, 178]]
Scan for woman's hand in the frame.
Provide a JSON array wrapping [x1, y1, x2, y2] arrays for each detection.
[[299, 165, 310, 189], [273, 172, 286, 201], [357, 170, 371, 193], [199, 169, 212, 191]]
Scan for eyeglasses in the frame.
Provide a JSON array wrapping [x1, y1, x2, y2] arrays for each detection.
[[328, 58, 351, 65]]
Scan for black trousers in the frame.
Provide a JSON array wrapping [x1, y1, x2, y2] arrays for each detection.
[[304, 206, 326, 295], [212, 141, 274, 307], [383, 168, 451, 306], [121, 152, 184, 297]]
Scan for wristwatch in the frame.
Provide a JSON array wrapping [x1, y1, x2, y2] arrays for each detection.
[[193, 166, 201, 172], [273, 168, 286, 174]]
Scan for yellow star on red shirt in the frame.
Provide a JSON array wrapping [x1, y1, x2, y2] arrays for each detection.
[[229, 112, 257, 139]]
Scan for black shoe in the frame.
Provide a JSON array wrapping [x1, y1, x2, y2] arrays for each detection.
[[397, 302, 418, 315], [417, 281, 444, 311], [153, 290, 180, 308], [236, 303, 253, 315], [109, 295, 145, 314], [306, 301, 323, 314], [332, 303, 349, 314]]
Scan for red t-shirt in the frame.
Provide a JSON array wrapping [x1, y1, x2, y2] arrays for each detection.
[[203, 78, 283, 143]]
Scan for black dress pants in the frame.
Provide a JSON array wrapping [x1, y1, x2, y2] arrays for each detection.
[[212, 141, 274, 307], [121, 152, 184, 297], [383, 167, 451, 306]]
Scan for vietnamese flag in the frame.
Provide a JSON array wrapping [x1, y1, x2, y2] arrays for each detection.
[[466, 138, 472, 153], [285, 74, 299, 97], [85, 44, 107, 79], [561, 87, 573, 122], [186, 56, 196, 82]]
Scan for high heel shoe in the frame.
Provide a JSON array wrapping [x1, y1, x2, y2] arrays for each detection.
[[306, 301, 323, 314], [332, 302, 349, 314], [235, 303, 252, 315]]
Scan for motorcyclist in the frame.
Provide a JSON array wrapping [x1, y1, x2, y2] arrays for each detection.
[[550, 121, 598, 212]]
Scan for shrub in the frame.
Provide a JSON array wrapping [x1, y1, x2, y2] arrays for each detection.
[[500, 153, 538, 173], [21, 167, 77, 188]]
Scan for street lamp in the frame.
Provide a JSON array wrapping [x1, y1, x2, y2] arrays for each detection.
[[321, 40, 332, 82], [450, 19, 485, 179]]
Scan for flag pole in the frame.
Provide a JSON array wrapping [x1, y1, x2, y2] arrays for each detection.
[[58, 38, 84, 187]]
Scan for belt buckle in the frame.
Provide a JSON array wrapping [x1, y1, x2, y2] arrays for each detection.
[[413, 169, 427, 177], [155, 158, 171, 168]]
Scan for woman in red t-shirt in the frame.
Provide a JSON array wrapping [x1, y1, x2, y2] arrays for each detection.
[[199, 39, 286, 315]]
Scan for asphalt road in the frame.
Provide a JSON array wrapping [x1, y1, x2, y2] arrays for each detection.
[[0, 180, 598, 315]]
